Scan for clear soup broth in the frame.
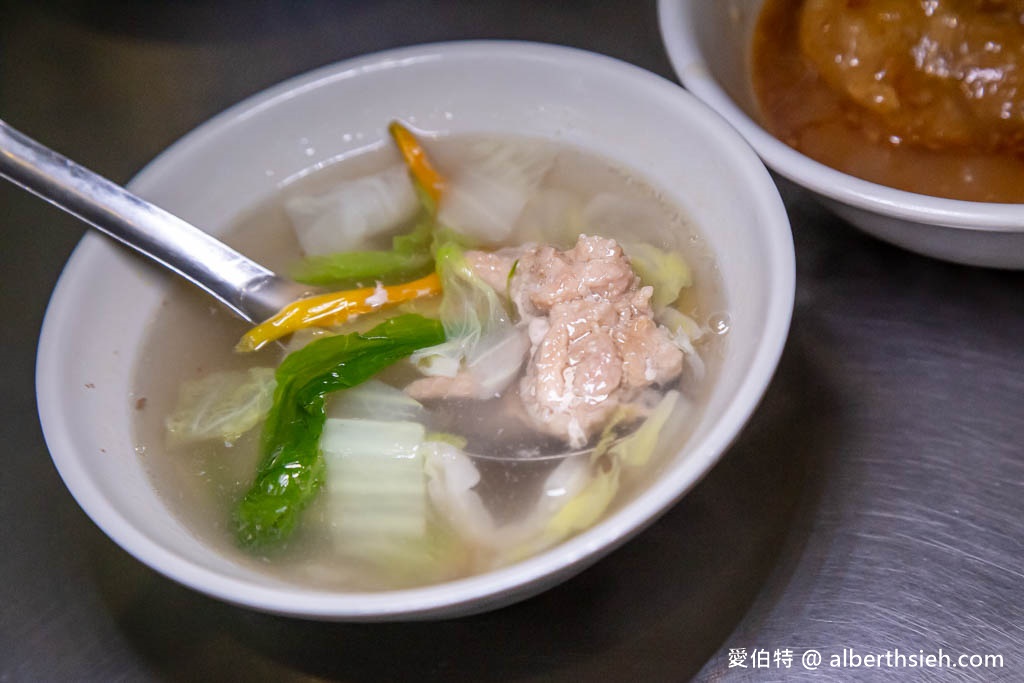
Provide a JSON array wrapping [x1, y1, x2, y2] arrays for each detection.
[[132, 133, 727, 590]]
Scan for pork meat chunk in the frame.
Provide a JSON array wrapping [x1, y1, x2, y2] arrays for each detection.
[[514, 235, 683, 447], [405, 371, 488, 401], [616, 287, 685, 390], [508, 234, 637, 316], [521, 298, 624, 447]]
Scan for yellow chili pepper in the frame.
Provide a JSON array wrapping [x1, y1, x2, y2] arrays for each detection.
[[388, 121, 445, 204], [236, 272, 442, 352]]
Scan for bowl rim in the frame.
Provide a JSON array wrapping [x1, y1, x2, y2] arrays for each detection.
[[657, 0, 1024, 233], [36, 39, 795, 619]]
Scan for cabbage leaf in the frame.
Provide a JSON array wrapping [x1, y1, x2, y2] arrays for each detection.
[[285, 164, 420, 257], [322, 423, 471, 582], [290, 219, 435, 289], [321, 419, 429, 560], [165, 367, 276, 445], [610, 390, 681, 469], [326, 378, 426, 422], [409, 241, 528, 397], [621, 242, 692, 311], [422, 441, 497, 546], [436, 139, 556, 245], [541, 455, 621, 543]]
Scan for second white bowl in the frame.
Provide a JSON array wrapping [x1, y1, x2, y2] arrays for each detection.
[[659, 0, 1024, 269]]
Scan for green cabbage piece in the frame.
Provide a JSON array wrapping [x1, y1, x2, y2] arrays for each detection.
[[622, 242, 692, 311], [165, 367, 276, 445], [610, 390, 681, 469], [541, 455, 621, 543], [435, 241, 511, 354], [289, 218, 435, 288], [505, 391, 683, 560], [410, 241, 527, 396]]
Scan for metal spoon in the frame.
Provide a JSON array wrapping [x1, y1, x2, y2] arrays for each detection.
[[0, 119, 311, 324]]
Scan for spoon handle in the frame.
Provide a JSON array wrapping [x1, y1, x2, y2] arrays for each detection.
[[0, 119, 306, 324]]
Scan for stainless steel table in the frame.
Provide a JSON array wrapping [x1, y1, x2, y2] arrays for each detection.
[[2, 2, 1021, 680]]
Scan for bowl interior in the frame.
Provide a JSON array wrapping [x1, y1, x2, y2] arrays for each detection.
[[37, 41, 793, 618]]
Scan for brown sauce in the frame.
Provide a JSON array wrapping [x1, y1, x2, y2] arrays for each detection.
[[752, 0, 1024, 203]]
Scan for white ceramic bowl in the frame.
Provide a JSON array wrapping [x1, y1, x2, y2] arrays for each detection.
[[659, 0, 1024, 269], [36, 41, 794, 620]]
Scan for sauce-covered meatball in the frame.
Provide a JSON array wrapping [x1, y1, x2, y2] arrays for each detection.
[[800, 0, 1024, 150]]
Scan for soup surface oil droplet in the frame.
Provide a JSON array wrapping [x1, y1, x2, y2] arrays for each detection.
[[709, 312, 731, 336]]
